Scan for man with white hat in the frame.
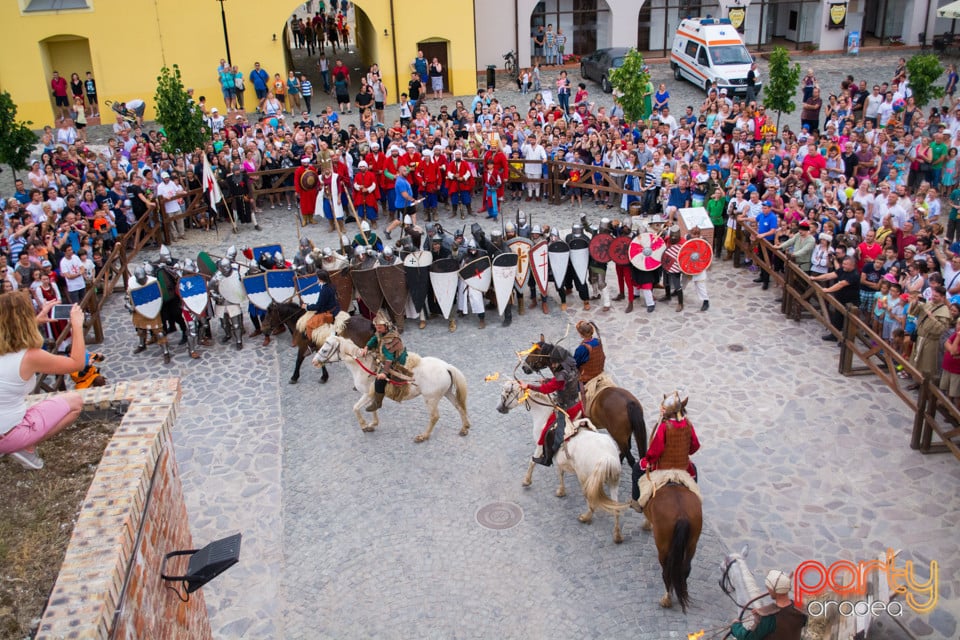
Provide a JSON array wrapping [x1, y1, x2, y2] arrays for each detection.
[[352, 160, 380, 226], [730, 570, 807, 639], [417, 148, 443, 222], [156, 171, 186, 240], [446, 148, 473, 219]]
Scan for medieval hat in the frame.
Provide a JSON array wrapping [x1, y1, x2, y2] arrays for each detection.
[[765, 570, 792, 595], [372, 309, 392, 326]]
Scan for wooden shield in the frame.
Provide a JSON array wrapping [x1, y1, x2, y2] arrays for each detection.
[[429, 258, 460, 320], [299, 168, 319, 191], [629, 233, 666, 271], [459, 256, 492, 293], [589, 233, 614, 263], [403, 251, 433, 315], [197, 251, 217, 277], [492, 253, 518, 316], [530, 240, 550, 296], [508, 237, 533, 289], [677, 238, 713, 275], [351, 267, 383, 314], [568, 237, 590, 285], [547, 240, 570, 282], [330, 269, 355, 314], [377, 264, 408, 316], [609, 236, 632, 265]]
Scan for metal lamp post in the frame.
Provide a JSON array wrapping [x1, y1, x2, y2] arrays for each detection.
[[216, 0, 232, 67]]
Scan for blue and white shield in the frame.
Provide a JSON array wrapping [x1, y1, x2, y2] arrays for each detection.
[[267, 269, 297, 303], [178, 275, 209, 316], [130, 279, 163, 319], [296, 274, 320, 307], [243, 273, 273, 311], [252, 244, 284, 263]]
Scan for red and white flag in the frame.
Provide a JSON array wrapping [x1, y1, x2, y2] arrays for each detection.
[[202, 154, 223, 209]]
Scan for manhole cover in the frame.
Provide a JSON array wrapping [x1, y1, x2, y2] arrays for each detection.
[[476, 502, 523, 530], [727, 344, 746, 352]]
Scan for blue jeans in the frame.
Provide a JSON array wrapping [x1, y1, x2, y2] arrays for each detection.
[[558, 92, 570, 115]]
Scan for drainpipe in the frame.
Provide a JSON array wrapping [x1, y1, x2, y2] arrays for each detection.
[[924, 0, 933, 47], [514, 0, 520, 67], [390, 0, 400, 103]]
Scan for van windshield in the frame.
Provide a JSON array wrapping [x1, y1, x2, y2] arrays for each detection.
[[709, 45, 753, 66]]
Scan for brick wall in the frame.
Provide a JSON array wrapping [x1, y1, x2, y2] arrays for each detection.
[[36, 379, 212, 640]]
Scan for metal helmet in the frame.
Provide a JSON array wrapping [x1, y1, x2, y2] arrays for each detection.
[[403, 214, 413, 226], [505, 222, 516, 234], [322, 247, 333, 258], [217, 258, 233, 276], [572, 223, 583, 236], [660, 392, 687, 417], [355, 246, 366, 257], [467, 239, 478, 250], [531, 224, 542, 235], [383, 245, 394, 257], [274, 251, 284, 265], [133, 266, 147, 285], [182, 258, 197, 273], [454, 228, 464, 239], [622, 217, 632, 229], [361, 220, 371, 232], [299, 237, 311, 249], [143, 262, 155, 277], [258, 252, 274, 269], [431, 223, 443, 236], [549, 228, 560, 240], [226, 245, 238, 260], [491, 228, 503, 238], [518, 211, 527, 224], [159, 244, 173, 265]]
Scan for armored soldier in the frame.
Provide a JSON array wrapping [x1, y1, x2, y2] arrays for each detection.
[[516, 211, 531, 238], [292, 237, 316, 273], [208, 257, 245, 350], [458, 239, 488, 329], [660, 225, 686, 312], [153, 245, 188, 344], [226, 163, 260, 230], [425, 222, 453, 253], [361, 309, 408, 413], [177, 258, 211, 360], [562, 223, 592, 311], [488, 229, 515, 327], [378, 245, 400, 266], [519, 346, 581, 466], [353, 220, 383, 252], [127, 266, 172, 363], [614, 217, 636, 313], [320, 247, 349, 273]]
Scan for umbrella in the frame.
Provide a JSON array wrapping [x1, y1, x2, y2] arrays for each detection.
[[938, 0, 960, 18]]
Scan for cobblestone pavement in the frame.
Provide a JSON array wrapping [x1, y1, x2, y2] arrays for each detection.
[[31, 48, 960, 638]]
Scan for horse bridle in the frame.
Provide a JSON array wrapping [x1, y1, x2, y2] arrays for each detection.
[[314, 338, 342, 366], [271, 304, 303, 331]]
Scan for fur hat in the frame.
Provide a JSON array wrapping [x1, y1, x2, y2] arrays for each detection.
[[765, 570, 792, 595]]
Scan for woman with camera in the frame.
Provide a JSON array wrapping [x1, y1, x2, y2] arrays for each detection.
[[0, 293, 85, 469]]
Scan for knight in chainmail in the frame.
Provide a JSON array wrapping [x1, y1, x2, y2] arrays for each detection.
[[519, 346, 581, 467]]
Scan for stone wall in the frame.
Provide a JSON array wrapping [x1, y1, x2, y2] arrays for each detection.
[[36, 379, 212, 640]]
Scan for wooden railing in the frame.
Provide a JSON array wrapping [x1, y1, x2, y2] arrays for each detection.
[[733, 225, 960, 460]]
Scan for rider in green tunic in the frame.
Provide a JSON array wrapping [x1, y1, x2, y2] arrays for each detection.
[[361, 309, 407, 412]]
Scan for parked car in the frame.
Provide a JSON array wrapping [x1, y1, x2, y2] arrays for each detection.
[[579, 47, 631, 93]]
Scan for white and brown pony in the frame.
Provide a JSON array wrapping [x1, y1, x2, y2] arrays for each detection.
[[496, 380, 627, 544], [313, 334, 470, 442]]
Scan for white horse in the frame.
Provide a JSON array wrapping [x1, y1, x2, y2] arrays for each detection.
[[313, 334, 470, 442], [495, 379, 627, 543]]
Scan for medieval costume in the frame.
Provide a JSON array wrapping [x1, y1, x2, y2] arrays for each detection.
[[523, 348, 581, 467], [363, 309, 407, 412], [294, 157, 320, 226]]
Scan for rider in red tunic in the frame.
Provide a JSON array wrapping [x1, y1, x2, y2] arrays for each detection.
[[520, 349, 582, 466]]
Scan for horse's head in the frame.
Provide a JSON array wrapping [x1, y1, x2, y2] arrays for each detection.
[[496, 380, 525, 414], [260, 302, 279, 333], [312, 334, 343, 368], [520, 334, 552, 375]]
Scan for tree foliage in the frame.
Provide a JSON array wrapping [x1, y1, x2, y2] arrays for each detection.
[[905, 54, 944, 108], [154, 64, 209, 154], [762, 46, 801, 131], [0, 92, 38, 180], [608, 49, 650, 123]]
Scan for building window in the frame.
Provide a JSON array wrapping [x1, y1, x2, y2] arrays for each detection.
[[24, 0, 90, 12]]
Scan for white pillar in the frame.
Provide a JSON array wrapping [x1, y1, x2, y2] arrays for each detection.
[[606, 0, 642, 49]]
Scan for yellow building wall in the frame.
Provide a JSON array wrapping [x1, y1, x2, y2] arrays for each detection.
[[2, 0, 477, 126]]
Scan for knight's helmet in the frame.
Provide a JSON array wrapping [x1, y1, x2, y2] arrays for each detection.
[[143, 262, 155, 277], [504, 222, 516, 237], [382, 245, 395, 259], [372, 308, 392, 327], [360, 220, 371, 233], [572, 223, 584, 237], [274, 251, 285, 266], [226, 245, 238, 261], [182, 258, 197, 273], [660, 391, 687, 419], [217, 257, 233, 277], [622, 217, 633, 230], [668, 225, 682, 244], [258, 252, 274, 270], [159, 244, 174, 265], [517, 210, 527, 227], [133, 266, 148, 286]]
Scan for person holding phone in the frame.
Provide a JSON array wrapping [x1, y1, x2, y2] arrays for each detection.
[[0, 293, 85, 470]]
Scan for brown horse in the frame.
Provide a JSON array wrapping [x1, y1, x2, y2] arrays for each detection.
[[261, 301, 374, 384], [644, 483, 702, 612], [521, 339, 647, 466]]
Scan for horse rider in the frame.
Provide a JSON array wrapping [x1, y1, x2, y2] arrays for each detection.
[[361, 309, 408, 412], [209, 257, 245, 350], [631, 393, 700, 507], [573, 320, 605, 414], [127, 265, 172, 363], [519, 346, 581, 466], [730, 570, 807, 639]]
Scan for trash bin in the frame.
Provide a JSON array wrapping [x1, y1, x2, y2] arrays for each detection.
[[486, 65, 497, 89]]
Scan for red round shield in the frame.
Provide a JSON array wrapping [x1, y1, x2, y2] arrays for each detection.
[[678, 238, 713, 275], [609, 236, 632, 265], [629, 233, 666, 271], [589, 233, 613, 262]]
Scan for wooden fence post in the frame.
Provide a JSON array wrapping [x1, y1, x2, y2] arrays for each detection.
[[911, 381, 928, 450], [838, 303, 856, 374], [780, 266, 792, 316]]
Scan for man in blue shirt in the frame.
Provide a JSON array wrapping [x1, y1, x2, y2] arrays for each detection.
[[753, 200, 779, 290], [384, 165, 416, 239], [249, 62, 270, 113]]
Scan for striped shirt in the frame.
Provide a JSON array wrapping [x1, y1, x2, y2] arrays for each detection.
[[664, 243, 683, 274], [300, 79, 313, 97]]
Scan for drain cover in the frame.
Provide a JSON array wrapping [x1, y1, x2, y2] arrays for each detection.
[[727, 344, 745, 352], [476, 502, 523, 530]]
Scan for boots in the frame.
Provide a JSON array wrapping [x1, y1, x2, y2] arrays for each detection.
[[449, 318, 457, 332], [518, 297, 525, 315], [502, 305, 512, 327], [701, 300, 709, 312], [478, 315, 486, 329], [676, 290, 684, 313], [542, 301, 549, 314], [464, 203, 472, 219], [134, 330, 147, 353], [220, 318, 232, 344], [365, 391, 384, 412], [614, 292, 625, 301], [625, 299, 634, 313], [231, 316, 244, 350], [659, 286, 672, 302]]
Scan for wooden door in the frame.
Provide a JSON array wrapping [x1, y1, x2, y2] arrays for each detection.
[[418, 41, 449, 94]]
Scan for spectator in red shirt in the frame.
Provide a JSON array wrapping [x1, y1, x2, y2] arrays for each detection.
[[801, 141, 826, 186], [50, 71, 69, 121], [331, 59, 350, 90]]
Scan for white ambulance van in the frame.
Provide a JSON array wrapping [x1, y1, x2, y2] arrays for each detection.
[[670, 17, 760, 97]]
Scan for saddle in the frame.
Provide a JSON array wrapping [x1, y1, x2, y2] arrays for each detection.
[[636, 469, 702, 511]]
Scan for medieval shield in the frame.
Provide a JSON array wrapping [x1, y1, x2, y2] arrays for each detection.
[[299, 168, 319, 191], [547, 240, 570, 283], [568, 237, 590, 285], [492, 253, 518, 316], [589, 233, 614, 263], [459, 256, 492, 293], [678, 238, 713, 275], [609, 236, 632, 266], [377, 264, 408, 316], [252, 244, 284, 263], [330, 269, 354, 315], [530, 240, 550, 297], [267, 269, 297, 303], [404, 251, 433, 315], [178, 275, 208, 316], [219, 270, 247, 305], [629, 233, 666, 271], [351, 267, 383, 314], [130, 279, 163, 320], [296, 273, 320, 307], [243, 273, 273, 310], [197, 251, 217, 277], [154, 265, 177, 302], [507, 237, 533, 289], [429, 258, 459, 320]]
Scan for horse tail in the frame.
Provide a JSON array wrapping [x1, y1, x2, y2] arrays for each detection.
[[583, 457, 628, 516], [627, 401, 647, 462], [664, 518, 693, 613], [447, 365, 469, 412]]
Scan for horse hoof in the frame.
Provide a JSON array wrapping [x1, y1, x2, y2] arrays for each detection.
[[614, 532, 624, 544], [414, 434, 429, 443], [288, 378, 299, 384], [578, 514, 592, 524], [458, 427, 470, 437], [642, 519, 652, 531], [555, 489, 566, 498], [362, 426, 376, 433], [659, 595, 673, 608], [522, 479, 532, 487]]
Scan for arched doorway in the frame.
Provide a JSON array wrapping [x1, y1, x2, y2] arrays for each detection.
[[39, 35, 94, 120], [416, 39, 450, 97], [530, 0, 612, 61]]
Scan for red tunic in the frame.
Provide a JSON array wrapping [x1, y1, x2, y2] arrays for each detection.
[[294, 164, 319, 217], [483, 149, 509, 198], [529, 378, 583, 445], [401, 151, 422, 188], [380, 155, 402, 190], [641, 417, 700, 475], [353, 170, 379, 208], [446, 159, 472, 193], [417, 157, 443, 194]]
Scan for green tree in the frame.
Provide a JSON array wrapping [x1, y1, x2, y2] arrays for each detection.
[[154, 64, 209, 153], [608, 49, 650, 123], [905, 54, 944, 108], [0, 91, 38, 180], [762, 46, 801, 131]]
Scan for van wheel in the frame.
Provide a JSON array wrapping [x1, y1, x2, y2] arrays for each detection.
[[601, 76, 611, 93], [673, 64, 682, 80]]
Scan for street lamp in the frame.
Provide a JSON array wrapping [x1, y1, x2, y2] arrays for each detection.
[[216, 0, 232, 67]]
